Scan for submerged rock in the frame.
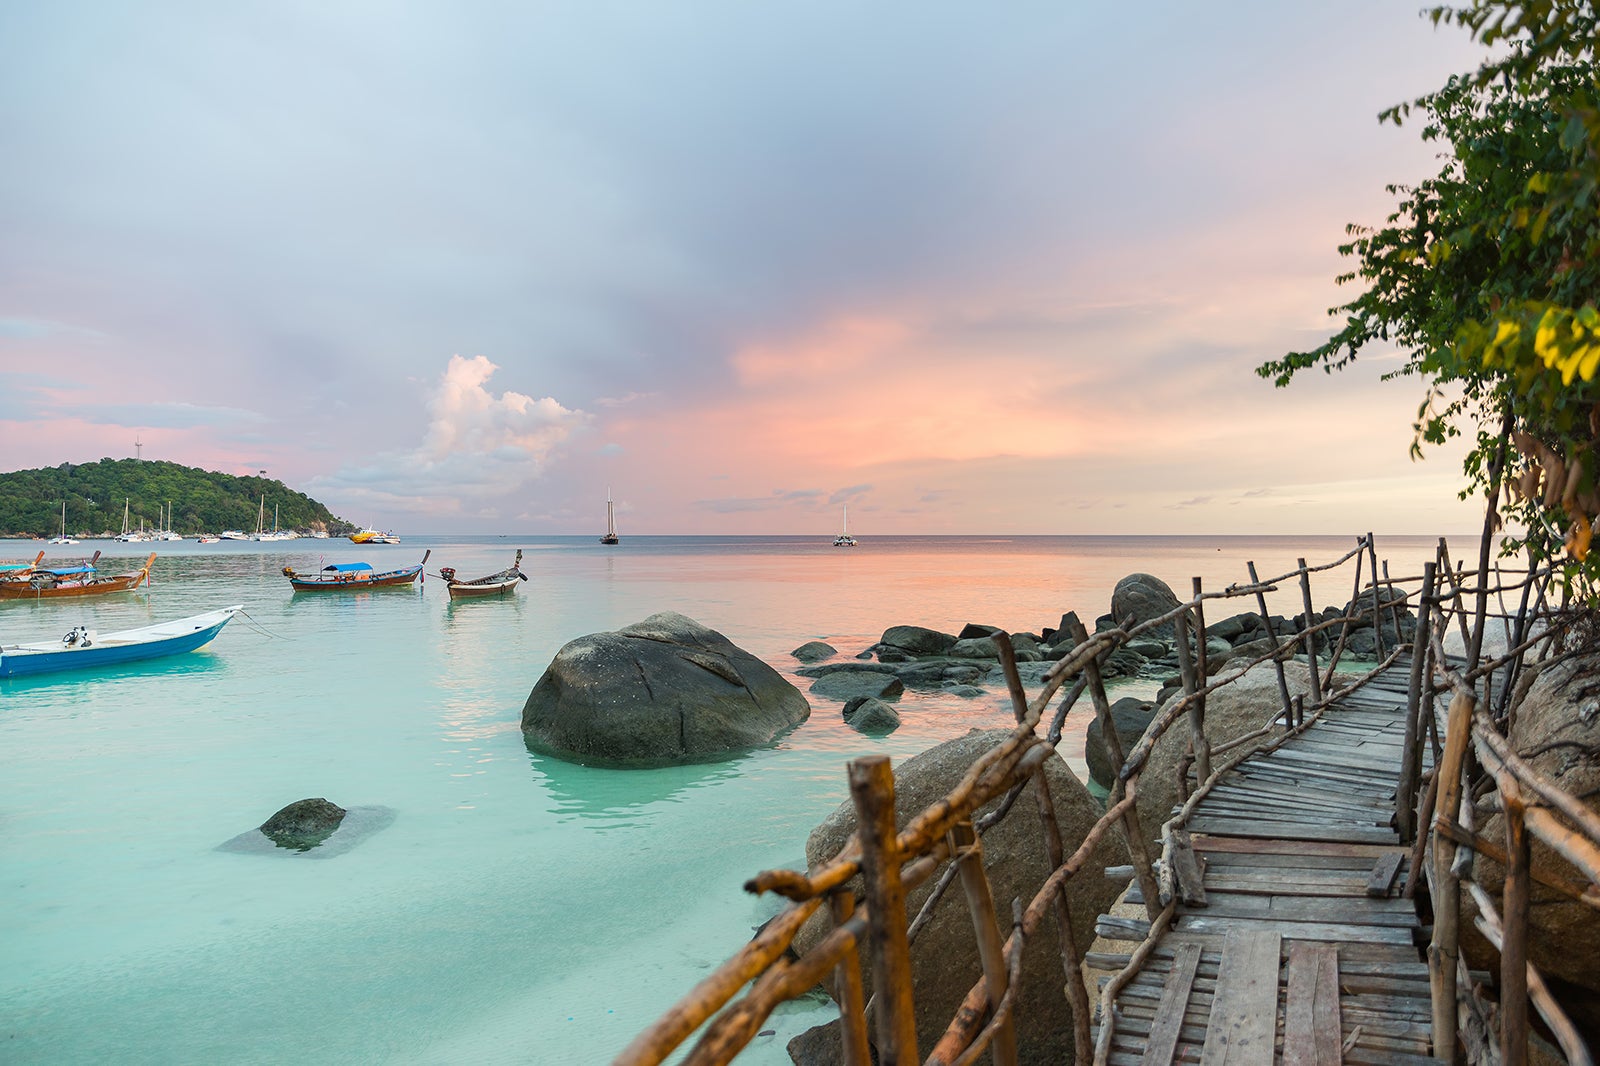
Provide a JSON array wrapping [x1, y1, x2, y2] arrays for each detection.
[[790, 640, 837, 663], [842, 696, 900, 734], [521, 611, 810, 768], [219, 801, 395, 858], [260, 798, 346, 851], [810, 671, 904, 702]]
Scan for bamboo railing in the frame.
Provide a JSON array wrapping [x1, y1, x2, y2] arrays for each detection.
[[616, 530, 1600, 1066]]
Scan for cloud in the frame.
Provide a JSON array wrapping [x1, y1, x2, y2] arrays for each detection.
[[0, 317, 107, 342], [308, 355, 589, 515], [73, 401, 269, 430]]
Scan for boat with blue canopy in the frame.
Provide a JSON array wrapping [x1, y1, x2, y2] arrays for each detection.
[[282, 551, 430, 591], [0, 605, 241, 678]]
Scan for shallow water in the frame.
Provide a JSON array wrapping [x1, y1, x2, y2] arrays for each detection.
[[0, 533, 1452, 1063]]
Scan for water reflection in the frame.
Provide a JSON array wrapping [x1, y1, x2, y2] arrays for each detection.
[[527, 746, 744, 826]]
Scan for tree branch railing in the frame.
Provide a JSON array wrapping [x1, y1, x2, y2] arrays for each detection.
[[615, 533, 1593, 1066]]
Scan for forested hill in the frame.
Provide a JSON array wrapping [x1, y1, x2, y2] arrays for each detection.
[[0, 459, 355, 537]]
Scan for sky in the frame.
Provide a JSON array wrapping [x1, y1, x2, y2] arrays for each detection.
[[0, 2, 1496, 536]]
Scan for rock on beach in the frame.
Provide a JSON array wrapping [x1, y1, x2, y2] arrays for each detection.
[[521, 611, 810, 767]]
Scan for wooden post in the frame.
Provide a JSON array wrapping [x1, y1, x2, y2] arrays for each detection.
[[1429, 689, 1477, 1061], [1247, 561, 1295, 725], [1367, 533, 1385, 659], [1191, 578, 1212, 779], [848, 756, 919, 1065], [1398, 562, 1437, 843], [1501, 776, 1530, 1066], [829, 892, 873, 1066], [1174, 607, 1210, 782], [1438, 537, 1472, 652], [947, 820, 1018, 1066], [1069, 619, 1163, 921], [1296, 559, 1323, 706], [1321, 542, 1365, 692]]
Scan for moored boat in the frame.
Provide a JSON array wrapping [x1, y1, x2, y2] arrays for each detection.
[[438, 550, 526, 599], [833, 503, 856, 547], [600, 490, 619, 545], [349, 527, 382, 543], [0, 553, 155, 600], [0, 551, 47, 576], [0, 605, 241, 678], [283, 551, 430, 590]]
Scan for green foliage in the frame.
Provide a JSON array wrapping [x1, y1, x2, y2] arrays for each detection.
[[0, 459, 354, 538], [1257, 0, 1600, 590]]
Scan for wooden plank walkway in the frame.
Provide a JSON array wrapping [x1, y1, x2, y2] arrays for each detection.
[[1090, 665, 1436, 1064]]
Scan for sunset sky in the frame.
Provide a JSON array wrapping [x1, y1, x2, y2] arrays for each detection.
[[1, 3, 1492, 535]]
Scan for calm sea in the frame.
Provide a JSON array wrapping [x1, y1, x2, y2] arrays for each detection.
[[0, 533, 1459, 1064]]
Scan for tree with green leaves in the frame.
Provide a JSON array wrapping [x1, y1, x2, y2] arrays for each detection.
[[1259, 0, 1599, 588]]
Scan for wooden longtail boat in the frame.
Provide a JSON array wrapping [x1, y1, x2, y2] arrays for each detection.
[[0, 551, 47, 576], [0, 553, 154, 600], [282, 550, 430, 591], [0, 605, 240, 678], [438, 550, 526, 599]]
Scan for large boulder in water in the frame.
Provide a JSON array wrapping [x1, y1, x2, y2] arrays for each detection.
[[521, 611, 810, 767], [1085, 697, 1156, 793], [792, 729, 1127, 1062], [1110, 573, 1181, 640]]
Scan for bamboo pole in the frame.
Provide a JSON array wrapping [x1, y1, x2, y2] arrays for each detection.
[[1321, 541, 1364, 692], [1246, 560, 1295, 724], [849, 756, 919, 1065], [1190, 577, 1213, 781], [1429, 689, 1477, 1062], [947, 820, 1017, 1066], [1438, 537, 1473, 652]]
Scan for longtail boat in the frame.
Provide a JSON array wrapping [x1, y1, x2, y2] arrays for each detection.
[[0, 605, 240, 678], [0, 551, 47, 577], [438, 550, 526, 599], [0, 553, 154, 600], [282, 550, 430, 591]]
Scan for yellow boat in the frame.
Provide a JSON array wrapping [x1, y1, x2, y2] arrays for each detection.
[[349, 527, 381, 544]]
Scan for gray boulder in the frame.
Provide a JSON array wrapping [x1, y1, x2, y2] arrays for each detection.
[[1208, 612, 1256, 642], [947, 636, 1001, 659], [842, 697, 900, 734], [879, 625, 958, 656], [794, 729, 1127, 1062], [942, 684, 987, 698], [791, 640, 838, 663], [1138, 660, 1315, 836], [259, 798, 346, 852], [957, 622, 1003, 640], [1085, 698, 1156, 792], [1469, 649, 1600, 1031], [1110, 573, 1181, 637], [521, 612, 810, 767], [810, 671, 904, 702]]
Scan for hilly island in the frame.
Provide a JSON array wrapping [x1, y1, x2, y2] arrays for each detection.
[[0, 459, 354, 538]]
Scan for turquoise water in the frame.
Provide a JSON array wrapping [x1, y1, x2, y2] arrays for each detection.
[[0, 534, 1450, 1064]]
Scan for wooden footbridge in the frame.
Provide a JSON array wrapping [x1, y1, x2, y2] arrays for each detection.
[[616, 536, 1598, 1066], [1088, 663, 1435, 1064]]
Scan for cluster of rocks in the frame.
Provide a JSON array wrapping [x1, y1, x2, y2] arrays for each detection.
[[792, 572, 1416, 739]]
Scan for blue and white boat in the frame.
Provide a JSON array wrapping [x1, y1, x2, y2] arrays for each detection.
[[0, 605, 242, 678]]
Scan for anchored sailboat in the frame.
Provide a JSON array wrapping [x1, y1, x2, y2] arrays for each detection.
[[48, 501, 79, 545], [600, 490, 619, 545], [833, 504, 856, 547]]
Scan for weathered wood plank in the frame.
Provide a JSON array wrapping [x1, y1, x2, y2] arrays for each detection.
[[1175, 913, 1415, 945], [1193, 836, 1403, 859], [1185, 816, 1397, 844], [1140, 941, 1202, 1066], [1283, 942, 1341, 1066], [1199, 929, 1281, 1065], [1366, 851, 1404, 898]]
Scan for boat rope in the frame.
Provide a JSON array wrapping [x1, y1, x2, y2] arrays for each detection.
[[234, 609, 292, 641]]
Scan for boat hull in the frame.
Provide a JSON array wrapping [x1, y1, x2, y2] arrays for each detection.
[[0, 607, 239, 678], [288, 567, 422, 590], [446, 577, 519, 598], [0, 554, 153, 599]]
